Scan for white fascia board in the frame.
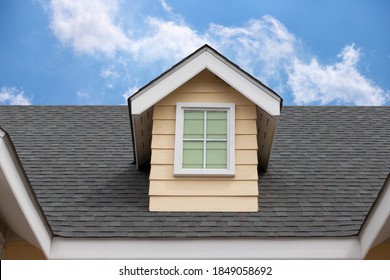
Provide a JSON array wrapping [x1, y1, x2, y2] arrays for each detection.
[[0, 130, 52, 258], [359, 174, 390, 257], [205, 52, 281, 117], [50, 237, 361, 259], [131, 51, 207, 115], [131, 49, 281, 117]]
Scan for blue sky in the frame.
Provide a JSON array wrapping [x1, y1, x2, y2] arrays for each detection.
[[0, 0, 389, 106]]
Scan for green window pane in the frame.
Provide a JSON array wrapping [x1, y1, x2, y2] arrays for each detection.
[[184, 111, 204, 139], [183, 141, 203, 168], [206, 141, 227, 169], [206, 111, 227, 139]]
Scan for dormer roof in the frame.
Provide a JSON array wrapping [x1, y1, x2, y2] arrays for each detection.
[[130, 44, 282, 116], [129, 44, 283, 169]]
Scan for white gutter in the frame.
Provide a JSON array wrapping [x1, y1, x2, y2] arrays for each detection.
[[50, 237, 361, 259]]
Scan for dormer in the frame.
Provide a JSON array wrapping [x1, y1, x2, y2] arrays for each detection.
[[129, 45, 282, 212]]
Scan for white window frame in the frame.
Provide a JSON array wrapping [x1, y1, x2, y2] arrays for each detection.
[[174, 102, 235, 176]]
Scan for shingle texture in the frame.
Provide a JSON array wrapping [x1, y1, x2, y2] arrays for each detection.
[[0, 106, 389, 238]]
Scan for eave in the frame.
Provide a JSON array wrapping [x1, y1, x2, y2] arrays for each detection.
[[359, 172, 390, 257], [0, 127, 52, 258]]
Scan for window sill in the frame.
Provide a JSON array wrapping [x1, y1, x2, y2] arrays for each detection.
[[173, 168, 235, 177]]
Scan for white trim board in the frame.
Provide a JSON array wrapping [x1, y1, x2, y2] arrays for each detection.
[[0, 129, 52, 258], [50, 237, 361, 260], [174, 102, 235, 176], [130, 46, 281, 117]]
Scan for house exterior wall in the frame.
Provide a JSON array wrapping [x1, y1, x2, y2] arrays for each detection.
[[3, 240, 46, 260], [149, 70, 259, 211]]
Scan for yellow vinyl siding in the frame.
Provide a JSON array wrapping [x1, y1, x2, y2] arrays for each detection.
[[236, 105, 257, 119], [235, 150, 258, 164], [151, 135, 175, 149], [236, 120, 257, 134], [150, 180, 258, 196], [236, 135, 258, 149], [152, 119, 175, 134], [150, 196, 258, 212], [150, 69, 259, 211]]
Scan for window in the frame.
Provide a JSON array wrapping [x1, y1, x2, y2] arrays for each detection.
[[174, 103, 235, 176]]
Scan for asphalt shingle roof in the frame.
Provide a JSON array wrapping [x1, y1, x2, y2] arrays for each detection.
[[0, 106, 389, 238]]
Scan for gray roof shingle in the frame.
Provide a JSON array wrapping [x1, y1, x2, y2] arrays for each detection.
[[0, 106, 389, 238]]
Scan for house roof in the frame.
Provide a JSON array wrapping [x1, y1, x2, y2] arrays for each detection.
[[0, 105, 389, 239]]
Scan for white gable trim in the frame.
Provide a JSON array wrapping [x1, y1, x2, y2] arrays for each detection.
[[131, 47, 281, 117], [131, 51, 206, 115], [0, 129, 52, 258], [205, 51, 281, 116]]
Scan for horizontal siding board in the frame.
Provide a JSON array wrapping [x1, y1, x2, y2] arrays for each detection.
[[149, 180, 258, 196], [150, 196, 258, 212], [236, 119, 257, 134], [153, 105, 176, 120], [236, 150, 258, 164], [236, 105, 257, 119], [152, 119, 175, 134], [151, 149, 174, 164], [177, 81, 235, 93], [151, 135, 175, 149], [236, 135, 258, 149]]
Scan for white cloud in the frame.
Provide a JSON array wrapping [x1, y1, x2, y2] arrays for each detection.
[[43, 0, 388, 106], [100, 67, 120, 79], [160, 0, 173, 14], [287, 45, 388, 105], [159, 0, 184, 23], [208, 16, 297, 79], [76, 90, 99, 105], [76, 90, 89, 99], [129, 17, 206, 63], [49, 0, 129, 55], [0, 87, 32, 105]]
